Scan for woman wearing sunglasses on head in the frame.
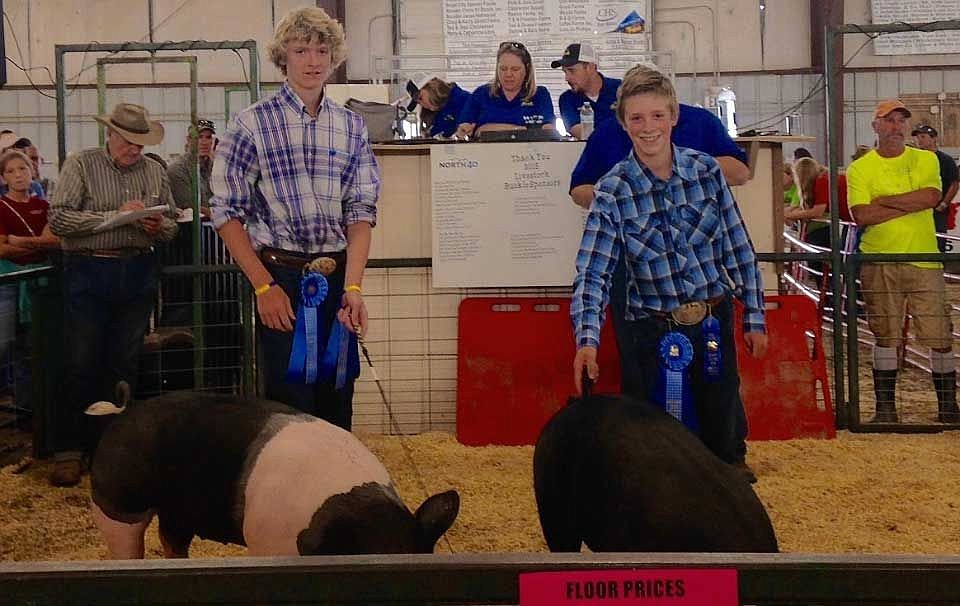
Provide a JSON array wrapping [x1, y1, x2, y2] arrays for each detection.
[[454, 41, 555, 139]]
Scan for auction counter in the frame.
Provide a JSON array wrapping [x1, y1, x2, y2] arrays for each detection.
[[358, 136, 811, 433], [370, 136, 813, 285]]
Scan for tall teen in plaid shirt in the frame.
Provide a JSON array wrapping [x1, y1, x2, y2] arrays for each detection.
[[571, 67, 767, 468], [210, 7, 380, 429]]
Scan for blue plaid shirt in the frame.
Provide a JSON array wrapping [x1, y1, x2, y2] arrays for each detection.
[[572, 145, 765, 348], [209, 82, 380, 253]]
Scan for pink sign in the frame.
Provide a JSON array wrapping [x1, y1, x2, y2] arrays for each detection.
[[519, 568, 738, 606]]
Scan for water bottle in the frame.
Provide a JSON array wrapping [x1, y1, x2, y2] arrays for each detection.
[[579, 102, 594, 140]]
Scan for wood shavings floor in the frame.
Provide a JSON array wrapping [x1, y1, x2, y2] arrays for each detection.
[[1, 429, 958, 561]]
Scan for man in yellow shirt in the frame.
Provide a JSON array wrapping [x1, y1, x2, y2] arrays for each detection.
[[847, 99, 958, 424]]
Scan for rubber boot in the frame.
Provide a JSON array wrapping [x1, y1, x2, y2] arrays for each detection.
[[933, 371, 960, 423], [870, 369, 899, 423]]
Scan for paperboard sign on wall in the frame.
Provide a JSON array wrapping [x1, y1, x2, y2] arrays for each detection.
[[430, 141, 586, 288], [871, 0, 960, 54]]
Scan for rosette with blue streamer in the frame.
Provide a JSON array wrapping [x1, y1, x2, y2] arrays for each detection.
[[655, 331, 698, 432], [319, 320, 360, 390], [702, 314, 722, 382], [286, 272, 329, 384]]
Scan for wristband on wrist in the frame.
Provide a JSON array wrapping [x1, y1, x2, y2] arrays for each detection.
[[254, 280, 277, 296], [344, 284, 362, 294]]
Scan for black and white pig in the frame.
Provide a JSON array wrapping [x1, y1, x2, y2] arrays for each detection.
[[533, 394, 778, 553], [88, 390, 459, 559]]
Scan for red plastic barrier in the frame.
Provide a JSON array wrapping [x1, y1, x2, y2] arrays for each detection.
[[456, 298, 620, 446], [457, 295, 834, 446], [734, 295, 836, 440]]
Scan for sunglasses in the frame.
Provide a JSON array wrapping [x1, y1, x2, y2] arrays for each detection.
[[499, 41, 527, 51], [197, 119, 216, 132]]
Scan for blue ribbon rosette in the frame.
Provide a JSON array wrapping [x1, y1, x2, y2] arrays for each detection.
[[286, 272, 329, 384], [655, 331, 698, 432], [286, 272, 361, 389], [702, 314, 722, 382]]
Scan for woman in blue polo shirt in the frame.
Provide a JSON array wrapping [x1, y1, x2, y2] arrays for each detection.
[[455, 41, 555, 138], [418, 78, 472, 138]]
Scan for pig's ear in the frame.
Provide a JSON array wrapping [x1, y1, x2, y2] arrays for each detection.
[[414, 490, 460, 548]]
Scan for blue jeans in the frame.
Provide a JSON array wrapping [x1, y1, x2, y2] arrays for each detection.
[[58, 253, 159, 455], [611, 261, 747, 463], [258, 262, 354, 430]]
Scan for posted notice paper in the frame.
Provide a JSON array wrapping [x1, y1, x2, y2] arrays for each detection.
[[93, 205, 168, 233]]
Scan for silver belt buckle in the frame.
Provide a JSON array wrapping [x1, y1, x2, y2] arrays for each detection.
[[304, 256, 337, 276], [670, 301, 708, 326]]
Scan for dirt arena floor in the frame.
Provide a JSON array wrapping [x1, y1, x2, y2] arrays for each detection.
[[1, 423, 959, 561]]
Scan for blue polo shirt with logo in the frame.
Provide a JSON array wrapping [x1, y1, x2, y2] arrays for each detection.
[[558, 74, 621, 131], [457, 84, 556, 129], [569, 103, 747, 190], [429, 84, 471, 138]]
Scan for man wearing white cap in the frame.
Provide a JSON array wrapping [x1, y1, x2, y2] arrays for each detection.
[[551, 42, 620, 140], [47, 102, 178, 486]]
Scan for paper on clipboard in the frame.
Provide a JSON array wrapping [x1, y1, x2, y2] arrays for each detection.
[[93, 204, 168, 232]]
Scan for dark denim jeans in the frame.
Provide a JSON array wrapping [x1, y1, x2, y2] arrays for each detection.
[[58, 253, 159, 455], [610, 259, 747, 463], [258, 262, 354, 430]]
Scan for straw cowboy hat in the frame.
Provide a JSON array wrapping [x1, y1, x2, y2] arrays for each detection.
[[94, 103, 164, 146]]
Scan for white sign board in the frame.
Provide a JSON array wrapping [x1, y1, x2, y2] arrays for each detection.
[[442, 1, 652, 107], [871, 0, 960, 55], [431, 141, 587, 287]]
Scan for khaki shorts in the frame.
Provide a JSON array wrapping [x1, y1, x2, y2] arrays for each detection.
[[860, 263, 953, 349]]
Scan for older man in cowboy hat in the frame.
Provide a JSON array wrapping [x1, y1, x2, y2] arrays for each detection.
[[48, 102, 177, 486]]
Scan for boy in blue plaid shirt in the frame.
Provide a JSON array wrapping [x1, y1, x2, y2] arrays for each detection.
[[571, 67, 767, 471]]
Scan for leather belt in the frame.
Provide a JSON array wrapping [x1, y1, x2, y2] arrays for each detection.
[[259, 247, 346, 275], [649, 294, 727, 326], [72, 247, 152, 258]]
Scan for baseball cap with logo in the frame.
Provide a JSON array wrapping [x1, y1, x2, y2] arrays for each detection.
[[551, 42, 599, 69], [197, 119, 216, 134], [911, 124, 937, 137], [874, 99, 911, 119], [401, 73, 435, 112]]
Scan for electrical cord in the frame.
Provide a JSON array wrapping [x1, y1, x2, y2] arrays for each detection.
[[736, 20, 911, 133], [2, 12, 56, 99], [4, 56, 57, 100], [232, 49, 249, 85]]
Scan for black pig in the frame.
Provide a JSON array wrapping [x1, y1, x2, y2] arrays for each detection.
[[534, 394, 778, 552]]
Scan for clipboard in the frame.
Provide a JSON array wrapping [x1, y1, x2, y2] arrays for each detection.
[[93, 204, 168, 232]]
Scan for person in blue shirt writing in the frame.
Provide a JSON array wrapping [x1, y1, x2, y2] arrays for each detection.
[[551, 41, 620, 140], [415, 78, 472, 138], [455, 41, 555, 138], [571, 66, 767, 477]]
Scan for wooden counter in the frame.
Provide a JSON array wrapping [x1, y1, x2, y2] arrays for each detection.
[[371, 136, 813, 268], [358, 137, 812, 432], [731, 135, 815, 288]]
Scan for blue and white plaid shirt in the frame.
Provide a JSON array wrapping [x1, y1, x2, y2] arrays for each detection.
[[209, 82, 380, 253], [572, 145, 765, 348]]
